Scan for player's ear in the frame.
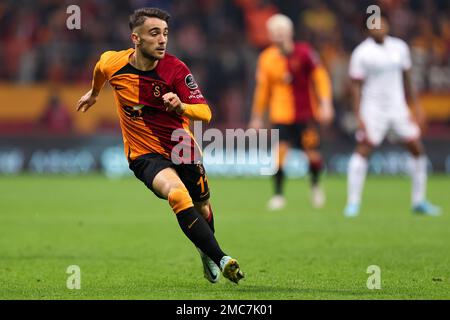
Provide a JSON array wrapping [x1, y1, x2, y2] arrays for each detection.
[[131, 32, 141, 46]]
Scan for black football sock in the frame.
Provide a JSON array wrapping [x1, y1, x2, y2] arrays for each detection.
[[206, 204, 215, 233], [274, 168, 284, 195], [176, 207, 225, 266], [309, 159, 323, 187]]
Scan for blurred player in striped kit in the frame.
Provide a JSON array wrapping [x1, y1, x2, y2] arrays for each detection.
[[249, 14, 334, 210]]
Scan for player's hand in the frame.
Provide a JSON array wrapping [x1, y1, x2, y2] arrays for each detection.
[[318, 100, 335, 126], [77, 89, 98, 113], [248, 117, 264, 130], [163, 92, 185, 115]]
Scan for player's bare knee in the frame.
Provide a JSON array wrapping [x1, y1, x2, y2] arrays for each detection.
[[410, 148, 423, 158], [194, 200, 210, 220], [356, 143, 372, 158], [168, 185, 193, 214], [154, 180, 179, 199], [406, 140, 424, 157]]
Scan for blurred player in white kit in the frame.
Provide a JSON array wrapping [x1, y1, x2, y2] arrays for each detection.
[[344, 15, 441, 217]]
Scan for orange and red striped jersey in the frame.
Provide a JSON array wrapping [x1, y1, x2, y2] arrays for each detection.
[[92, 48, 210, 163], [252, 42, 331, 124]]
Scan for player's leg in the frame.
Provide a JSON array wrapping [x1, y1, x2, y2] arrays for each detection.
[[175, 163, 215, 232], [404, 139, 429, 211], [304, 149, 325, 208], [129, 154, 239, 282], [301, 123, 325, 208], [194, 200, 214, 233], [397, 118, 441, 215], [193, 199, 245, 284], [267, 124, 292, 210], [151, 167, 230, 271], [344, 109, 385, 217], [345, 141, 373, 216], [176, 163, 244, 284], [268, 139, 290, 210], [192, 199, 220, 283]]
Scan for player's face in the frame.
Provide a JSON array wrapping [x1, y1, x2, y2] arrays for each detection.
[[133, 17, 168, 60], [268, 25, 293, 49], [369, 18, 389, 43]]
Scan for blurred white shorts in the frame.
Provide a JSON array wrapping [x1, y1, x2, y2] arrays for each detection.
[[356, 106, 420, 146]]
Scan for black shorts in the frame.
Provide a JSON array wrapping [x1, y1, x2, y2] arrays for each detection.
[[129, 153, 210, 202], [274, 122, 321, 150]]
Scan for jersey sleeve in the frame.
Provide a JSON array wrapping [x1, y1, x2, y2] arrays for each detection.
[[173, 62, 207, 105], [312, 65, 332, 101], [349, 48, 366, 80], [92, 51, 114, 92]]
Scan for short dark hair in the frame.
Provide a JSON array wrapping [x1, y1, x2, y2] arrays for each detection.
[[129, 7, 170, 30]]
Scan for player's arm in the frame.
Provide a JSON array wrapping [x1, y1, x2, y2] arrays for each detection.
[[401, 41, 425, 130], [77, 55, 107, 112], [350, 78, 365, 130], [403, 69, 425, 131], [163, 92, 212, 123], [348, 48, 367, 132], [311, 65, 334, 125], [167, 63, 212, 122], [249, 55, 270, 129]]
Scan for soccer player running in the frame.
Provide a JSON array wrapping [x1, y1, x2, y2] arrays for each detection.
[[76, 8, 244, 284], [344, 15, 441, 217], [249, 14, 334, 210]]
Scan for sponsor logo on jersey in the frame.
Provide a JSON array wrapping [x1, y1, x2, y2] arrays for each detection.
[[123, 105, 145, 120], [188, 89, 204, 100]]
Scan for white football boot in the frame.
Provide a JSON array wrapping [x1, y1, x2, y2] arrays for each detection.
[[197, 248, 220, 283], [267, 195, 286, 211], [311, 185, 326, 209]]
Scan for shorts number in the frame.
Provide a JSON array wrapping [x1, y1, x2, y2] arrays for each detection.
[[196, 176, 207, 194]]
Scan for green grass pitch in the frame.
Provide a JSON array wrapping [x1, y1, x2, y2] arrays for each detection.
[[0, 174, 449, 299]]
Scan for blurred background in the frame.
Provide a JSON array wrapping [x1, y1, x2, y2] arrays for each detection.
[[0, 0, 449, 176]]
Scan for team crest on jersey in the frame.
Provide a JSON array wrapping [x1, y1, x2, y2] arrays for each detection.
[[153, 84, 161, 97], [185, 74, 198, 90]]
